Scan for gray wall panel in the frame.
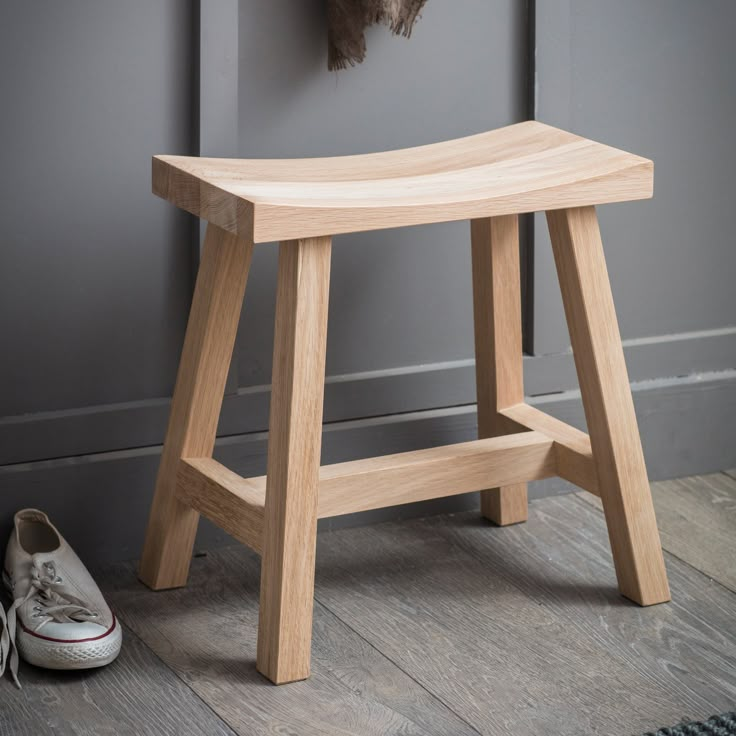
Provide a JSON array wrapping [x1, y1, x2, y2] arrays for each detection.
[[0, 0, 196, 417], [2, 373, 732, 565], [1, 2, 733, 563], [3, 328, 734, 466], [234, 0, 528, 386], [534, 0, 736, 355]]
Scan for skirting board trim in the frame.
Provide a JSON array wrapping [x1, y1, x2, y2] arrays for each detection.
[[1, 328, 734, 466], [0, 371, 733, 565]]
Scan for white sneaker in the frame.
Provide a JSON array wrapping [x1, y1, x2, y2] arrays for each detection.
[[1, 509, 122, 686]]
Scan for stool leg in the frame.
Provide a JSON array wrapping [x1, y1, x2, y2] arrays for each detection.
[[470, 215, 528, 525], [139, 224, 253, 590], [257, 236, 332, 684], [547, 206, 670, 605]]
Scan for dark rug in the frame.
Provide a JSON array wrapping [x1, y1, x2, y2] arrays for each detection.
[[642, 712, 736, 735]]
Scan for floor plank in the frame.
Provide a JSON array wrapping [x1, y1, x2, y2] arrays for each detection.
[[313, 496, 736, 735], [70, 479, 736, 736], [0, 622, 237, 736], [100, 549, 480, 736], [580, 473, 736, 592]]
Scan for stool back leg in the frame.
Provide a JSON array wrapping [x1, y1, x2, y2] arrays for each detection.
[[257, 236, 332, 684], [139, 224, 254, 590], [471, 215, 528, 525], [547, 206, 670, 605]]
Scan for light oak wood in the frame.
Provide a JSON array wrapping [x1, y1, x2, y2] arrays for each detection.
[[139, 224, 253, 590], [471, 215, 528, 525], [499, 403, 599, 495], [176, 434, 556, 546], [177, 458, 264, 553], [144, 124, 670, 687], [318, 431, 553, 517], [257, 237, 332, 685], [546, 206, 669, 606], [152, 121, 653, 242]]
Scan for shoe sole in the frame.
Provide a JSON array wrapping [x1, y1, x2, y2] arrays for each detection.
[[2, 569, 123, 670]]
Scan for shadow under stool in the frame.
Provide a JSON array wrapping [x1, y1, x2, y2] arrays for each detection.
[[138, 120, 671, 685]]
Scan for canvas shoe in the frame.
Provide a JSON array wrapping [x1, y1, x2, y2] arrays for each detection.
[[1, 509, 122, 686]]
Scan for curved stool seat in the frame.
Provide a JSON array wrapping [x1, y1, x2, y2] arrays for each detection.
[[153, 120, 653, 242], [141, 120, 669, 686]]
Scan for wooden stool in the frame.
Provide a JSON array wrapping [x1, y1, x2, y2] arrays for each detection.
[[139, 121, 670, 685]]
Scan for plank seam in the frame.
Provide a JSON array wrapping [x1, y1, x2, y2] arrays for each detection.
[[312, 599, 485, 736]]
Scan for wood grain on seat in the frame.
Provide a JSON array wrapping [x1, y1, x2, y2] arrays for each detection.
[[152, 121, 653, 242]]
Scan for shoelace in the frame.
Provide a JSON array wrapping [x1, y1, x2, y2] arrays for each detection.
[[2, 560, 98, 688], [0, 604, 9, 684]]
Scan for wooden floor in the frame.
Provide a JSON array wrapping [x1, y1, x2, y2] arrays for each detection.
[[3, 471, 735, 736]]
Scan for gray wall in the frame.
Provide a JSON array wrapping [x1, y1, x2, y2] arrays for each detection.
[[0, 1, 196, 418], [234, 0, 528, 405], [534, 0, 736, 360], [0, 1, 734, 563]]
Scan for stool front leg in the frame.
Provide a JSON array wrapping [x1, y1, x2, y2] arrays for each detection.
[[257, 236, 332, 684], [139, 224, 254, 590], [470, 215, 528, 525], [547, 206, 670, 606]]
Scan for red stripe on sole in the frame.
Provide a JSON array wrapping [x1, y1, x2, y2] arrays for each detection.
[[20, 614, 118, 644]]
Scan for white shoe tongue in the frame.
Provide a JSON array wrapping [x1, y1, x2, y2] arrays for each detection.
[[31, 552, 58, 564], [28, 554, 79, 603], [30, 553, 62, 577]]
